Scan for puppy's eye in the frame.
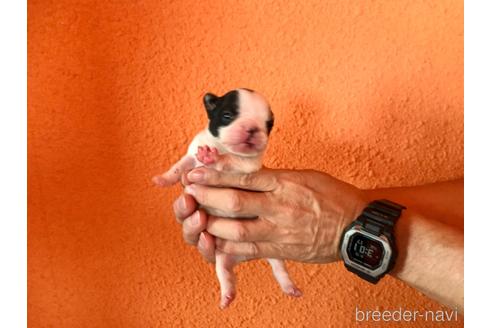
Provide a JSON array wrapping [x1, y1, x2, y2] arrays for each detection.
[[222, 112, 233, 121]]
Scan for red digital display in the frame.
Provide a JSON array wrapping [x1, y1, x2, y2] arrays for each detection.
[[347, 233, 385, 269]]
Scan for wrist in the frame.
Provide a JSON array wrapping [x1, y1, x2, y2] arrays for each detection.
[[338, 196, 407, 284], [334, 188, 370, 261]]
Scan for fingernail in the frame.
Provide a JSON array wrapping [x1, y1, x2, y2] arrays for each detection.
[[191, 211, 200, 226], [184, 184, 196, 196], [178, 196, 186, 211], [198, 233, 205, 247], [188, 170, 204, 182]]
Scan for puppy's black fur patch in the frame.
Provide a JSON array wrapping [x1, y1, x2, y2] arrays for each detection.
[[204, 90, 240, 137], [204, 89, 275, 137]]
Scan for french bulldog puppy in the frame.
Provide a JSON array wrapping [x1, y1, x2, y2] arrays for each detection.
[[153, 88, 301, 308]]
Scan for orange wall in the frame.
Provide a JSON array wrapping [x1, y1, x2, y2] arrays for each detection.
[[28, 1, 463, 327]]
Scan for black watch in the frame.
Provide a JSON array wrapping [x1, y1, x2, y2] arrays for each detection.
[[339, 199, 406, 284]]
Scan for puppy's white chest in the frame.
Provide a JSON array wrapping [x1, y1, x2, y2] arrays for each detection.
[[187, 130, 262, 174]]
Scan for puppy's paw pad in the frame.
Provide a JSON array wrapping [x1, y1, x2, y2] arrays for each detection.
[[196, 145, 219, 165]]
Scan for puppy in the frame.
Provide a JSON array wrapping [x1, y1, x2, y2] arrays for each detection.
[[153, 88, 301, 308]]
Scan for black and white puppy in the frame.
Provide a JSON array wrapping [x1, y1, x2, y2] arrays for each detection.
[[153, 88, 301, 308]]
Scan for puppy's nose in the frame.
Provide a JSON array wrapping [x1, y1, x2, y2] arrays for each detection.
[[247, 127, 259, 135]]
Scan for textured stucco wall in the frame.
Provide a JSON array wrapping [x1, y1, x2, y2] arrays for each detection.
[[28, 0, 463, 327]]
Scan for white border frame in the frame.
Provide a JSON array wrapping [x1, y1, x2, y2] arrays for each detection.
[[0, 1, 27, 327]]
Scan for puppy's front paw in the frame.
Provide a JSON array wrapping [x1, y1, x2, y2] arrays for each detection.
[[196, 145, 219, 165], [152, 175, 169, 187]]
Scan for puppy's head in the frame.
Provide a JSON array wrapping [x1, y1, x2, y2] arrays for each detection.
[[204, 88, 274, 157]]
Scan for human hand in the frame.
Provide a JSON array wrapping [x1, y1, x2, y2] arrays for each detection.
[[179, 167, 368, 263], [172, 173, 216, 263]]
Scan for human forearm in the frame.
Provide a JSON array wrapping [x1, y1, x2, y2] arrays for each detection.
[[366, 179, 464, 228], [365, 182, 464, 312], [392, 210, 463, 312]]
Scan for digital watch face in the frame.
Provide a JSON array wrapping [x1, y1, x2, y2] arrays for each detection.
[[347, 233, 385, 270]]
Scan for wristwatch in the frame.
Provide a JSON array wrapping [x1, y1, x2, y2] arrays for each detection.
[[339, 199, 406, 284]]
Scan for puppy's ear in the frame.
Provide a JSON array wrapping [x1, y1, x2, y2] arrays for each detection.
[[266, 111, 274, 135], [203, 93, 218, 118]]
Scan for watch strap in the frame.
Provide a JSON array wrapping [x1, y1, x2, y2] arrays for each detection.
[[345, 263, 380, 284], [357, 200, 406, 236]]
